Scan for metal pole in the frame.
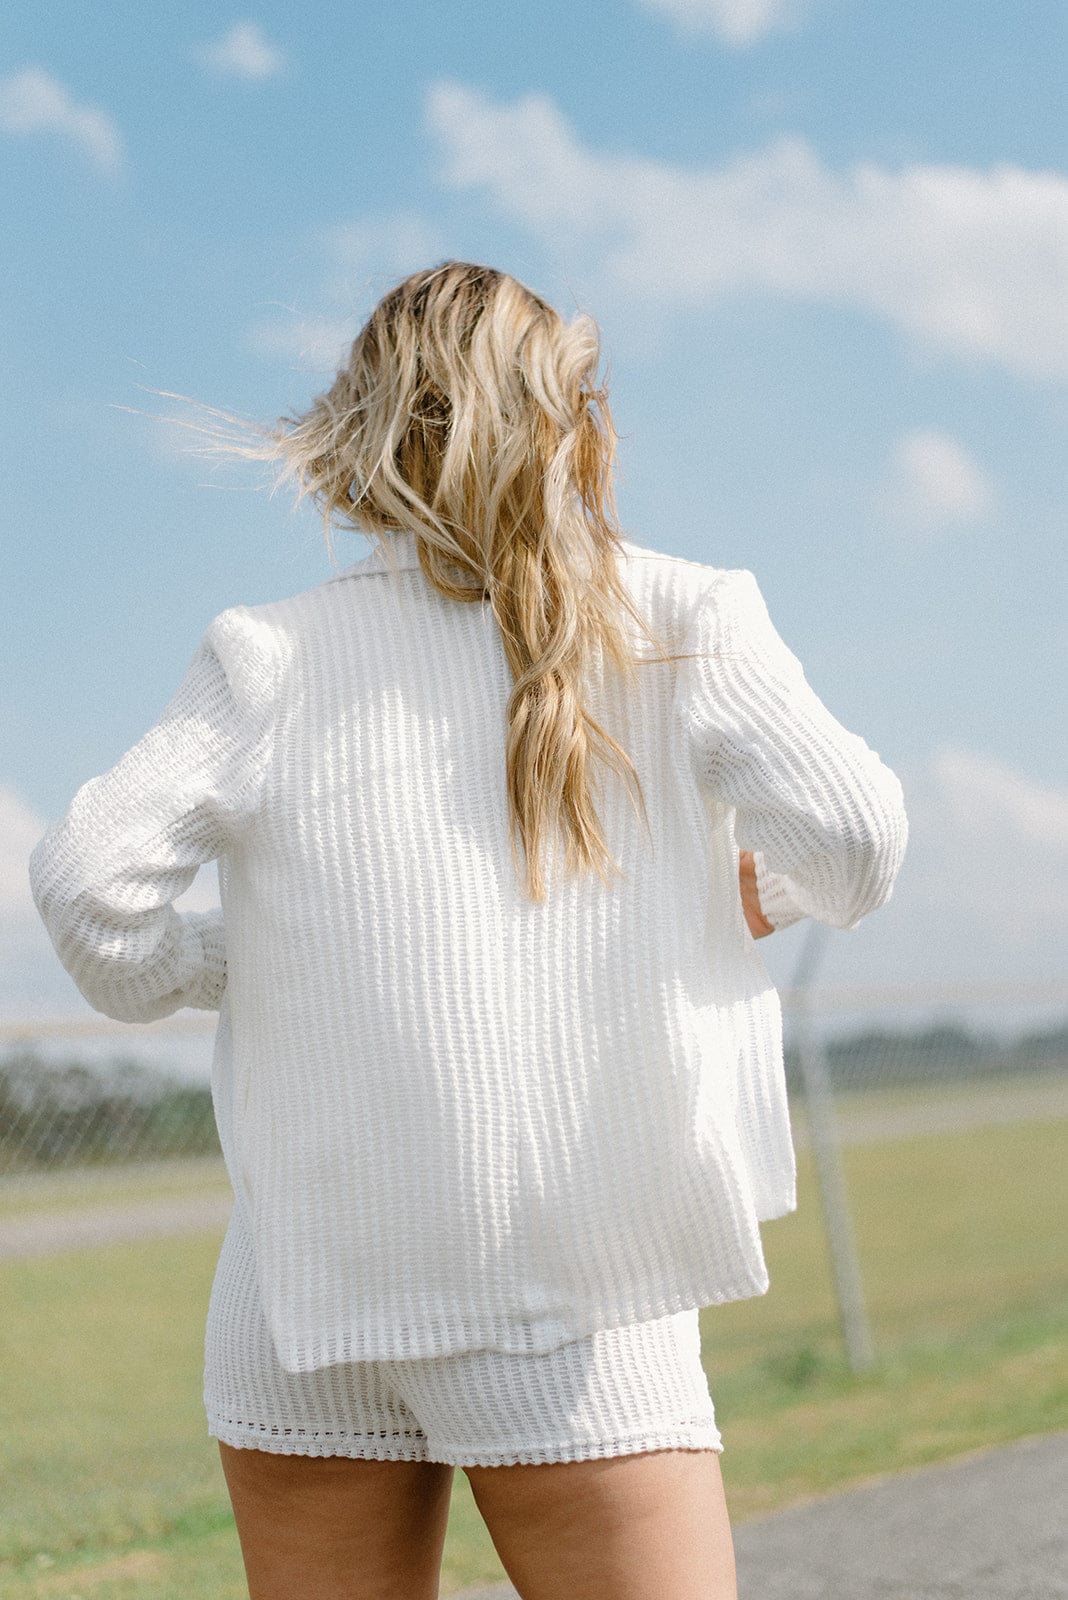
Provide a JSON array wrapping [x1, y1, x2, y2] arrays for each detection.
[[790, 920, 874, 1372]]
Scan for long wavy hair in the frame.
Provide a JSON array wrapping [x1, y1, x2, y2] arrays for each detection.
[[152, 261, 699, 902]]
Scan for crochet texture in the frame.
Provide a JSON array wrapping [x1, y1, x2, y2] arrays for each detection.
[[29, 532, 908, 1372]]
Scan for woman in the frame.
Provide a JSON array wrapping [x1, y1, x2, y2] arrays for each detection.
[[29, 261, 908, 1600]]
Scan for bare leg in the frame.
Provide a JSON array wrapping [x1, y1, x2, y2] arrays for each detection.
[[465, 1446, 737, 1600], [217, 1441, 455, 1600]]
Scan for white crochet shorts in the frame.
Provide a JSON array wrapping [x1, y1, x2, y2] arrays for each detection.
[[203, 1203, 725, 1468]]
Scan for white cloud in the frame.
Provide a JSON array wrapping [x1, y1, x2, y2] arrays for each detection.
[[0, 66, 124, 175], [769, 742, 1068, 1000], [247, 211, 444, 369], [0, 785, 46, 922], [319, 213, 444, 304], [245, 315, 356, 370], [875, 429, 995, 535], [639, 0, 811, 47], [934, 748, 1068, 853], [914, 748, 1068, 943], [194, 21, 286, 80], [426, 82, 1068, 383]]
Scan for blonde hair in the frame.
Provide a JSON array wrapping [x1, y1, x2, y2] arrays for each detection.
[[151, 261, 701, 902]]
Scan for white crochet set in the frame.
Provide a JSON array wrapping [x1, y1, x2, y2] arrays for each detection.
[[30, 531, 907, 1458]]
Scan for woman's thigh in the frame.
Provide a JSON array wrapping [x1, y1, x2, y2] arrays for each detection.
[[465, 1445, 737, 1600], [218, 1441, 455, 1600]]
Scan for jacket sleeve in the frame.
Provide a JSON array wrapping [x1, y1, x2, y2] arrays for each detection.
[[27, 607, 278, 1021], [679, 568, 908, 932]]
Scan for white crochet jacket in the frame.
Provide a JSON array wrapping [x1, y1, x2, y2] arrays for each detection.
[[29, 532, 908, 1371]]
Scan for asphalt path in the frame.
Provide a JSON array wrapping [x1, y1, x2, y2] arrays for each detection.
[[0, 1188, 232, 1257]]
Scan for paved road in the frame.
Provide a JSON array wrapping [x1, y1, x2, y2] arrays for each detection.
[[0, 1190, 233, 1257], [451, 1429, 1068, 1599]]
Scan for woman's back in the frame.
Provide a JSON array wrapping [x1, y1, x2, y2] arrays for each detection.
[[224, 530, 776, 1372]]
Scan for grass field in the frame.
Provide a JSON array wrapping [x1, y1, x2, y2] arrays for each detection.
[[1, 1095, 1066, 1598]]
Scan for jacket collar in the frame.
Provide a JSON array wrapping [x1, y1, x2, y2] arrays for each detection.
[[333, 532, 650, 579]]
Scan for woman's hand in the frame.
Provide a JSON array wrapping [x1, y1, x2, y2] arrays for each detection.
[[738, 850, 776, 939]]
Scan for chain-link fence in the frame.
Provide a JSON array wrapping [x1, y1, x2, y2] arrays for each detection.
[[0, 1014, 222, 1174], [2, 981, 1064, 1179]]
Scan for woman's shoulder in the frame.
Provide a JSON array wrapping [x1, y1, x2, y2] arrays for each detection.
[[196, 589, 334, 704], [206, 580, 351, 644], [619, 538, 737, 585], [620, 537, 713, 570], [617, 540, 742, 623]]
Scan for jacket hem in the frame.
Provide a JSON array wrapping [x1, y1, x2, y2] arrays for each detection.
[[266, 1264, 773, 1373]]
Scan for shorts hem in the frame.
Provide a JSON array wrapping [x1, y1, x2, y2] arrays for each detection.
[[205, 1411, 723, 1466], [206, 1412, 431, 1462], [429, 1424, 724, 1469]]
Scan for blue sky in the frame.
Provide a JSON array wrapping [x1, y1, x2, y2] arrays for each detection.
[[4, 0, 1066, 1042]]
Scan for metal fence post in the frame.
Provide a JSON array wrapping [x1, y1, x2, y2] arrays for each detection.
[[790, 920, 874, 1372]]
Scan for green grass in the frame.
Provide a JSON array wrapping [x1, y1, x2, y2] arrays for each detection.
[[1, 1107, 1066, 1598]]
